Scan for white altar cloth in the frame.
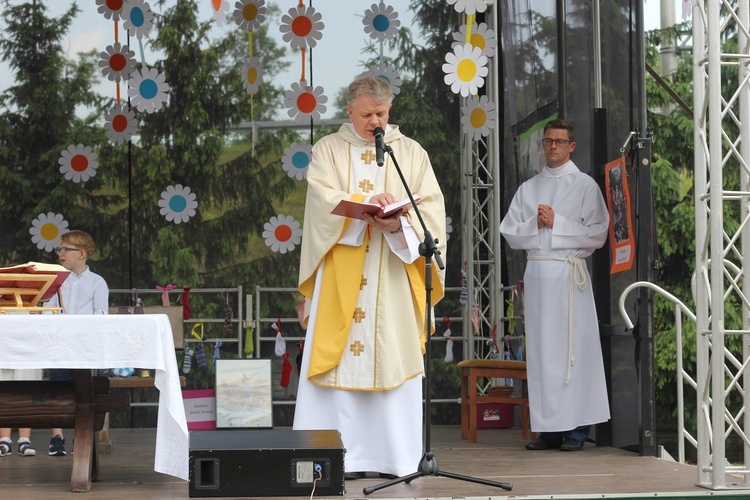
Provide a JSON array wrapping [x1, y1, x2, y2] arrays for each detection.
[[0, 314, 189, 481]]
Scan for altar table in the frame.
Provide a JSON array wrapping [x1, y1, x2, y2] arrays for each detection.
[[0, 314, 189, 489]]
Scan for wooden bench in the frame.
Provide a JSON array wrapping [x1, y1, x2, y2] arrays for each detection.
[[458, 359, 531, 442], [98, 306, 185, 453], [0, 372, 130, 492]]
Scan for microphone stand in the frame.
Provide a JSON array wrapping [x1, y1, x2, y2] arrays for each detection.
[[362, 142, 512, 495]]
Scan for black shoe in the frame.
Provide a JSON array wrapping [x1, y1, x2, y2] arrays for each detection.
[[560, 437, 584, 451], [344, 472, 366, 481], [525, 437, 557, 450]]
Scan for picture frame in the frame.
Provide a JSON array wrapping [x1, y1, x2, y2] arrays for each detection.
[[214, 358, 273, 429]]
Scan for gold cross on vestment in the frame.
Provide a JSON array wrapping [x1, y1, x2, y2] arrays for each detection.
[[353, 307, 366, 323], [350, 340, 365, 356], [359, 179, 374, 193], [361, 150, 377, 165]]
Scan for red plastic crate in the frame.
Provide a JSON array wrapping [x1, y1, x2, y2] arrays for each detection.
[[476, 402, 513, 429]]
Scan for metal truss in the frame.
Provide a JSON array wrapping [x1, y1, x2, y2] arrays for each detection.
[[460, 6, 504, 362], [692, 0, 750, 490]]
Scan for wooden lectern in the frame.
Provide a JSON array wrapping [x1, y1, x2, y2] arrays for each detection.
[[0, 261, 69, 313]]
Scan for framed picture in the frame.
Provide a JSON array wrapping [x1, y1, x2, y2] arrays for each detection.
[[214, 358, 273, 429]]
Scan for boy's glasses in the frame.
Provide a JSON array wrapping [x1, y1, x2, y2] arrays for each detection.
[[541, 138, 571, 147], [54, 246, 82, 255]]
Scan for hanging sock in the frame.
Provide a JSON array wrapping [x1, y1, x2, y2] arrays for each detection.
[[443, 316, 454, 363], [244, 323, 255, 357], [182, 339, 193, 374], [280, 352, 292, 388], [212, 341, 223, 372], [191, 321, 207, 371], [181, 287, 192, 319], [459, 268, 468, 305], [157, 284, 176, 306], [272, 319, 285, 357], [223, 293, 234, 335]]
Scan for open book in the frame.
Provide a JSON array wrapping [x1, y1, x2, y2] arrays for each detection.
[[331, 195, 420, 220], [0, 262, 70, 308]]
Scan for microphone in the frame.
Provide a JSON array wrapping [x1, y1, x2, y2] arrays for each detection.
[[374, 127, 386, 167]]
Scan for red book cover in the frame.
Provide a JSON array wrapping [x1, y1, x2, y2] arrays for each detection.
[[0, 262, 70, 306], [331, 195, 420, 220]]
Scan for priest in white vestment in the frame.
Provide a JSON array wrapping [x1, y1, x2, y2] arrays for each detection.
[[500, 119, 610, 452], [293, 75, 446, 478]]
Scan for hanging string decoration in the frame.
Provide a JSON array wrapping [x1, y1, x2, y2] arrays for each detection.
[[29, 213, 69, 252], [279, 4, 324, 50], [280, 142, 312, 181], [262, 214, 303, 254], [128, 66, 171, 113], [96, 0, 125, 20], [58, 144, 99, 183], [99, 42, 137, 82], [284, 81, 327, 123], [233, 0, 266, 30], [210, 0, 231, 26], [442, 42, 488, 97], [452, 22, 496, 59], [122, 0, 154, 39], [242, 57, 263, 94], [461, 95, 497, 141], [158, 184, 198, 224], [104, 104, 138, 144], [368, 62, 402, 96], [446, 0, 493, 15]]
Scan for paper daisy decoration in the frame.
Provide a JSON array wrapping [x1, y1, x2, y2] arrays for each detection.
[[442, 43, 488, 97], [233, 0, 266, 31], [128, 67, 170, 113], [104, 104, 137, 144], [447, 0, 493, 15], [210, 0, 230, 26], [96, 0, 125, 20], [279, 4, 324, 50], [281, 142, 312, 181], [452, 23, 496, 59], [122, 0, 154, 40], [445, 216, 453, 242], [262, 214, 302, 254], [29, 213, 69, 252], [99, 43, 137, 83], [368, 62, 402, 96], [59, 144, 99, 183], [284, 81, 327, 123], [461, 95, 497, 141], [159, 184, 198, 224], [242, 57, 263, 94], [363, 1, 401, 42]]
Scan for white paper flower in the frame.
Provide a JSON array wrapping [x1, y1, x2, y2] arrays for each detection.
[[452, 23, 496, 59], [284, 81, 327, 123], [442, 43, 488, 97], [211, 0, 230, 26], [127, 67, 170, 113], [368, 62, 402, 96], [281, 142, 312, 181], [279, 4, 324, 50], [29, 213, 69, 252], [262, 214, 302, 254], [242, 57, 263, 94], [461, 95, 497, 141], [59, 144, 99, 183], [233, 0, 266, 31], [99, 42, 137, 83], [104, 104, 137, 144], [122, 0, 154, 39], [447, 0, 493, 15], [159, 184, 198, 224], [96, 0, 124, 20], [363, 1, 400, 42], [445, 216, 453, 242]]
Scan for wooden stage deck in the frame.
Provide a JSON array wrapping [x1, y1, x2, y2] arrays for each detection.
[[1, 426, 748, 499]]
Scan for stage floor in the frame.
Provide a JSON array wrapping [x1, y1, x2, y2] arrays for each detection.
[[0, 426, 748, 499]]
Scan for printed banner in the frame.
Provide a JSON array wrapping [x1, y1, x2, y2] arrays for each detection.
[[605, 157, 635, 274]]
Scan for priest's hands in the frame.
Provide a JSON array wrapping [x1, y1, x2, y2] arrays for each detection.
[[364, 192, 403, 233], [538, 204, 554, 228]]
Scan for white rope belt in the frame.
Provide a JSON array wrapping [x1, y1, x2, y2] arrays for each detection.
[[527, 255, 587, 384]]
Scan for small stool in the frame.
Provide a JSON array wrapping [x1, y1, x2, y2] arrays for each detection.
[[458, 359, 530, 442]]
